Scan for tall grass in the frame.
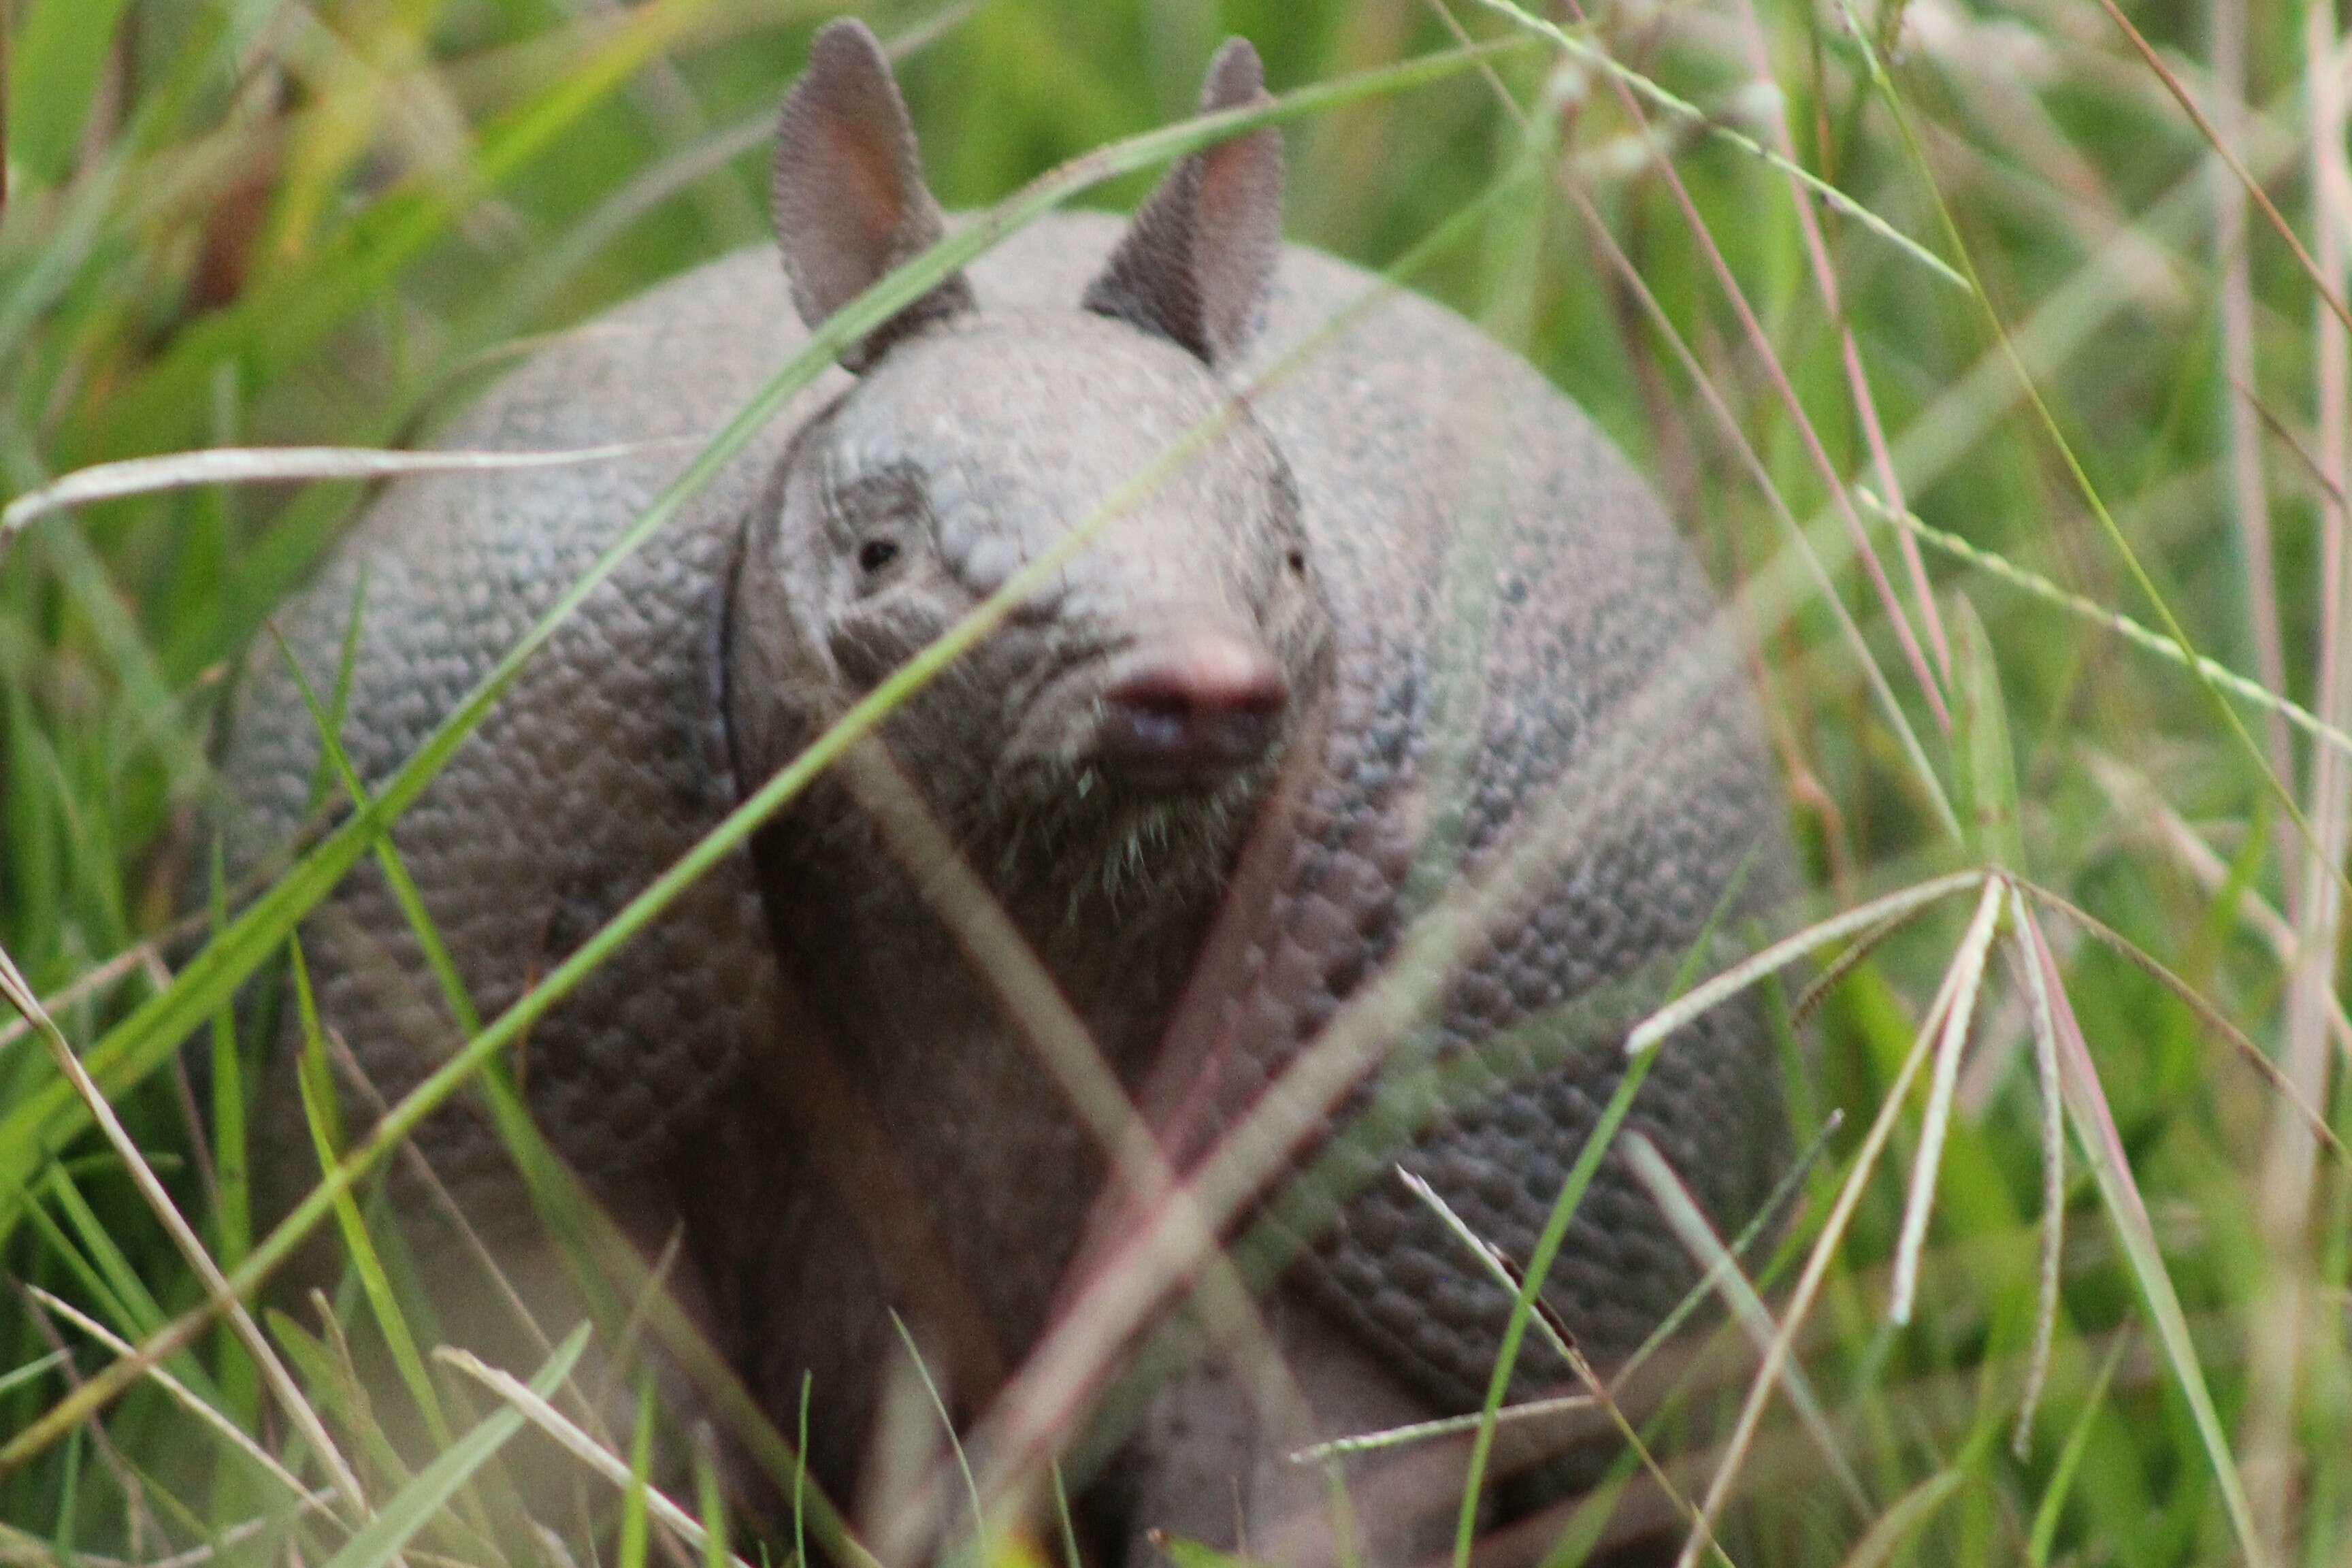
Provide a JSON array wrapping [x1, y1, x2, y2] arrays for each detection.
[[2, 0, 2349, 1565]]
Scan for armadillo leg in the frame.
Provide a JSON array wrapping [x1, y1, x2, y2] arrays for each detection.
[[1113, 1288, 1480, 1568]]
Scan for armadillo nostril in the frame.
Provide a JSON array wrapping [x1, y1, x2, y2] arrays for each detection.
[[1095, 632, 1290, 792]]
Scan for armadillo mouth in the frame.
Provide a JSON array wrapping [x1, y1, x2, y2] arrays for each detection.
[[990, 653, 1282, 906], [982, 762, 1259, 913]]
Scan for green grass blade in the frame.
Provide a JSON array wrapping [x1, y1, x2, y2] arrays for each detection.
[[435, 1341, 755, 1567], [318, 1323, 590, 1568], [287, 936, 457, 1454], [5, 0, 133, 183], [1947, 594, 2024, 872], [619, 1369, 655, 1568], [42, 1160, 167, 1341], [1464, 0, 1966, 291], [1448, 855, 1765, 1567], [696, 1439, 731, 1568], [1835, 1469, 1965, 1568], [887, 1309, 985, 1550], [2027, 1335, 2129, 1567], [1825, 0, 2338, 909], [2016, 909, 2267, 1567], [1865, 491, 2352, 769]]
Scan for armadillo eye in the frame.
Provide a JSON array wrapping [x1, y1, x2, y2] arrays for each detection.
[[858, 538, 900, 574], [1285, 550, 1305, 576]]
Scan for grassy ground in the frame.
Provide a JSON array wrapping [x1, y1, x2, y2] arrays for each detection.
[[3, 0, 2351, 1563]]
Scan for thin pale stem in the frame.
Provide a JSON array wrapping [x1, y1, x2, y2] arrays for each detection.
[[1671, 900, 1975, 1568], [2008, 886, 2065, 1460], [2247, 0, 2352, 1536], [2211, 0, 2297, 857], [0, 943, 368, 1518], [1889, 876, 2008, 1323], [1546, 0, 1955, 739], [1726, 0, 1953, 702]]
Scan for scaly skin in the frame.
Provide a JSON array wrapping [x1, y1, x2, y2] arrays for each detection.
[[219, 214, 1788, 1552]]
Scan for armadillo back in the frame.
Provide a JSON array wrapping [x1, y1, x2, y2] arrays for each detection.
[[217, 254, 823, 1229], [1222, 237, 1791, 1403], [220, 216, 1788, 1406]]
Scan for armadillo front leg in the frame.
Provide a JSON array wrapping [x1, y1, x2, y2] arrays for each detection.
[[1113, 1286, 1482, 1568]]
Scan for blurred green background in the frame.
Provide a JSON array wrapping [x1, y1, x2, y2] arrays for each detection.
[[3, 0, 2351, 1563]]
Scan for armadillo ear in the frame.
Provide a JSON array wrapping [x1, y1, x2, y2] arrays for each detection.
[[1082, 37, 1284, 368], [772, 19, 974, 372]]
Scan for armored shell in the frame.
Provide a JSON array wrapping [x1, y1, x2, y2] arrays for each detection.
[[221, 212, 1785, 1426]]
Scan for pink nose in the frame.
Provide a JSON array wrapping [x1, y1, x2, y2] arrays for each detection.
[[1097, 632, 1290, 791]]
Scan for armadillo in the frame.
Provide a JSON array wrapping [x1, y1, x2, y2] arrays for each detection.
[[220, 22, 1789, 1561]]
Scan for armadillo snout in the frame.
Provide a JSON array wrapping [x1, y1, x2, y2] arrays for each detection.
[[1094, 631, 1289, 794]]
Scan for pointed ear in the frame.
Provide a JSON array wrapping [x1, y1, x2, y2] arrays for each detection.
[[1081, 38, 1284, 367], [772, 19, 974, 372]]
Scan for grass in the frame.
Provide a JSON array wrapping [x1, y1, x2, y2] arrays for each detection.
[[3, 0, 2351, 1564]]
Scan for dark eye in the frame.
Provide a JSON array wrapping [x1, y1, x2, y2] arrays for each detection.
[[1286, 550, 1306, 576], [858, 538, 900, 574]]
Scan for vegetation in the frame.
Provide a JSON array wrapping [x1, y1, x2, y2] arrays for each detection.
[[2, 0, 2350, 1564]]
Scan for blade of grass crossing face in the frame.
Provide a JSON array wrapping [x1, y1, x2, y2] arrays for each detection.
[[319, 1323, 590, 1568], [2018, 909, 2268, 1567]]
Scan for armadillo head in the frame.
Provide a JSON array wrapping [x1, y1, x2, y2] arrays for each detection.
[[729, 21, 1330, 904]]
